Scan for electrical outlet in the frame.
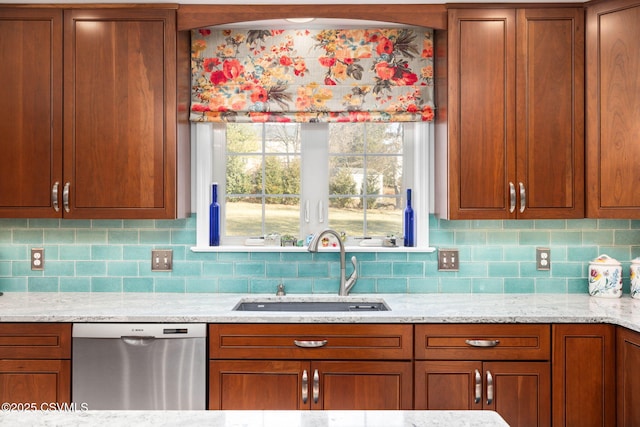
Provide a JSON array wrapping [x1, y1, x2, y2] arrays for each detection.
[[151, 250, 173, 272], [438, 248, 459, 271], [536, 247, 551, 270], [31, 248, 44, 271]]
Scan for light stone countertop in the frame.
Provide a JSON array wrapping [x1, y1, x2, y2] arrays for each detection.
[[0, 292, 640, 332], [0, 410, 508, 427]]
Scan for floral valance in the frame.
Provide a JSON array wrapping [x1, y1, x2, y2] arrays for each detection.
[[190, 27, 434, 123]]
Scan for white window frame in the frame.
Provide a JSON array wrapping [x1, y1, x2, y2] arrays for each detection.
[[192, 122, 434, 252]]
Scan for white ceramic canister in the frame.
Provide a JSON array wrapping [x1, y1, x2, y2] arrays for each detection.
[[588, 254, 623, 298], [630, 257, 640, 299]]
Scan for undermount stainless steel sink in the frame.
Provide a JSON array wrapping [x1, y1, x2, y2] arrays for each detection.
[[233, 299, 390, 312]]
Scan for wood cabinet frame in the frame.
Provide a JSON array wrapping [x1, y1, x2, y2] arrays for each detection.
[[415, 324, 551, 426], [208, 324, 413, 411], [436, 6, 584, 220], [617, 326, 640, 427], [586, 0, 640, 218], [552, 324, 616, 427], [0, 323, 71, 405], [0, 5, 189, 219]]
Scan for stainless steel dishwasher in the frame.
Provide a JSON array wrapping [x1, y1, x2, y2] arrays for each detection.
[[72, 323, 206, 410]]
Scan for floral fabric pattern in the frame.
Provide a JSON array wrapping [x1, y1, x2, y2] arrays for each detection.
[[191, 27, 434, 123]]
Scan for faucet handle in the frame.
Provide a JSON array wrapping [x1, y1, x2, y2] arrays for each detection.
[[345, 256, 358, 293]]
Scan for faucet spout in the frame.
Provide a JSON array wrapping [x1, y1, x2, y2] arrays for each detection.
[[307, 229, 357, 296]]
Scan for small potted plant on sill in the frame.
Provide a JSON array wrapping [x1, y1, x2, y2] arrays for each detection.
[[281, 235, 297, 247]]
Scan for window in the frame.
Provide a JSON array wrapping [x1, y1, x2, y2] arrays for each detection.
[[224, 123, 301, 239], [194, 121, 431, 250]]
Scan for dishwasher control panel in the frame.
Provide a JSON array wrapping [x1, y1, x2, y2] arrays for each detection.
[[72, 323, 206, 338]]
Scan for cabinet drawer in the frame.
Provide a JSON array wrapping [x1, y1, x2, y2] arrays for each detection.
[[415, 324, 550, 361], [0, 323, 71, 359], [209, 324, 413, 360]]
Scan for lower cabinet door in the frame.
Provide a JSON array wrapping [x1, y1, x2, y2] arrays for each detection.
[[415, 360, 550, 427], [209, 360, 309, 410], [209, 360, 413, 410], [552, 324, 616, 427], [415, 361, 481, 410], [0, 360, 70, 405], [313, 361, 413, 410], [485, 361, 551, 427], [617, 327, 640, 427]]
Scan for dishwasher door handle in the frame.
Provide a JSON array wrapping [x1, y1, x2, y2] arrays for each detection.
[[121, 336, 156, 346]]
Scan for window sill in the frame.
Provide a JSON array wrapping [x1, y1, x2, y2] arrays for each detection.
[[190, 245, 436, 253]]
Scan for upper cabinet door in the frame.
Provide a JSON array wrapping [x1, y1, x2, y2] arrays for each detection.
[[63, 8, 179, 219], [516, 8, 584, 220], [438, 7, 584, 220], [444, 8, 517, 220], [586, 0, 640, 218], [0, 9, 63, 218]]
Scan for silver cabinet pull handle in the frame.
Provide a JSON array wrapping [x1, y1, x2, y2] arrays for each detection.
[[318, 200, 324, 223], [62, 182, 70, 213], [474, 369, 481, 404], [509, 182, 516, 213], [486, 370, 494, 405], [302, 369, 308, 404], [304, 200, 310, 223], [312, 369, 319, 404], [519, 182, 526, 213], [52, 182, 60, 212], [465, 339, 500, 347], [294, 340, 328, 348]]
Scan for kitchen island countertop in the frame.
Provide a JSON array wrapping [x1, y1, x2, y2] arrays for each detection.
[[0, 292, 639, 332], [0, 409, 508, 427]]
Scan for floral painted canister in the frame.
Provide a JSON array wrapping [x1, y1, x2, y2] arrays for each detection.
[[630, 258, 640, 299], [588, 255, 622, 298]]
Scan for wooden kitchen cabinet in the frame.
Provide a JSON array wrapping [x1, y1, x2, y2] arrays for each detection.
[[435, 7, 584, 220], [63, 7, 188, 219], [0, 8, 63, 218], [414, 324, 551, 427], [208, 324, 413, 410], [617, 327, 640, 427], [0, 323, 71, 405], [552, 324, 616, 427], [586, 0, 640, 218], [0, 6, 189, 219]]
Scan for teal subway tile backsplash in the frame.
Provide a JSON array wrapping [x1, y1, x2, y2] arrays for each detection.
[[377, 278, 408, 293], [408, 278, 438, 293], [266, 262, 298, 278], [392, 262, 424, 277], [360, 261, 392, 277], [124, 277, 154, 293], [1, 215, 640, 295], [0, 262, 11, 276], [155, 278, 186, 293], [28, 277, 59, 292], [472, 278, 503, 294], [60, 277, 91, 292], [91, 277, 122, 293], [13, 230, 43, 244], [441, 278, 471, 293], [236, 262, 266, 277]]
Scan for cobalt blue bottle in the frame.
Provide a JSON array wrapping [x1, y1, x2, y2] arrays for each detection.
[[404, 188, 415, 247], [209, 183, 220, 246]]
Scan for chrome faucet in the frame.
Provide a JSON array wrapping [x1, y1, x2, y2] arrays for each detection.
[[307, 229, 358, 296]]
